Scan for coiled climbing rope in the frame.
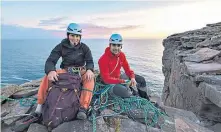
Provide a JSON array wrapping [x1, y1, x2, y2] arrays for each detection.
[[89, 82, 167, 132]]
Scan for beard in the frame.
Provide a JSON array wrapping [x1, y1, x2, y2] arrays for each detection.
[[111, 48, 121, 54]]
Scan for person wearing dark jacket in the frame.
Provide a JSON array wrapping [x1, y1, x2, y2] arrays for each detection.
[[36, 23, 95, 120], [98, 34, 149, 99]]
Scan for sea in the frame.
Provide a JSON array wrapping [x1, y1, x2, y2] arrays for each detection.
[[1, 39, 164, 96]]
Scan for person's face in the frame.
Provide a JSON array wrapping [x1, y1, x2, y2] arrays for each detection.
[[110, 43, 122, 55], [68, 34, 81, 45]]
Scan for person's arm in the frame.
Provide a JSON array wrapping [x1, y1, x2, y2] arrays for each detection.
[[98, 56, 125, 84], [83, 44, 94, 72], [122, 53, 135, 79], [45, 44, 62, 75]]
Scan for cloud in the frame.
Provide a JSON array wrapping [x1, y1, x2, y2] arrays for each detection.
[[38, 16, 68, 26], [85, 0, 221, 38], [58, 23, 141, 38], [1, 24, 61, 39], [3, 0, 221, 39], [1, 23, 141, 39], [81, 23, 140, 32]]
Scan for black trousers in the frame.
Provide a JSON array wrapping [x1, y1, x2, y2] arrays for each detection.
[[110, 73, 150, 100]]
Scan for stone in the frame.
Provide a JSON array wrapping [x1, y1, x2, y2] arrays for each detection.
[[161, 116, 176, 132], [1, 123, 13, 132], [202, 98, 214, 105], [101, 109, 128, 128], [180, 36, 207, 48], [1, 85, 24, 103], [208, 123, 221, 132], [206, 22, 221, 27], [162, 22, 221, 127], [52, 119, 111, 132], [163, 105, 199, 123], [184, 62, 221, 75], [198, 82, 221, 107], [199, 103, 221, 122], [120, 118, 162, 132], [1, 111, 9, 118], [183, 48, 220, 62], [175, 117, 213, 132], [195, 75, 221, 85], [177, 48, 200, 57], [27, 123, 48, 132], [19, 79, 42, 87], [11, 87, 38, 99], [1, 100, 32, 125], [214, 56, 221, 64], [197, 34, 221, 47], [160, 105, 201, 132]]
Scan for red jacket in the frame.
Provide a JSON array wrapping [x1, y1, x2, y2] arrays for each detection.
[[98, 47, 135, 84]]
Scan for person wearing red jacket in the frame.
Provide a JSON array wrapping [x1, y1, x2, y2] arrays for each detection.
[[98, 34, 149, 99]]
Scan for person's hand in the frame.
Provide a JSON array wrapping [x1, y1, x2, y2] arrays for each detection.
[[130, 78, 137, 87], [122, 80, 131, 88], [47, 71, 59, 82], [85, 70, 94, 81]]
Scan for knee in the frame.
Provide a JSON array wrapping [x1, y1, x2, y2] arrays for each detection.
[[112, 84, 132, 98], [135, 75, 146, 87], [82, 79, 95, 90]]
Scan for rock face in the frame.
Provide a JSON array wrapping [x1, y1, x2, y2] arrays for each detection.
[[1, 81, 213, 132], [162, 22, 221, 130], [175, 118, 213, 132], [1, 81, 165, 132], [183, 48, 221, 62]]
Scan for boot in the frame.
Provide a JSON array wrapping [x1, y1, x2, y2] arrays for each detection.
[[77, 107, 87, 120]]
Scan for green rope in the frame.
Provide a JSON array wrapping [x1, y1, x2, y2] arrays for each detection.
[[19, 97, 37, 107], [92, 110, 96, 132], [89, 82, 167, 132], [0, 96, 16, 101], [0, 96, 37, 107], [1, 74, 166, 132]]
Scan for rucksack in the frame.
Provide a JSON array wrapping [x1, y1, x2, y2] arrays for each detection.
[[42, 72, 81, 129]]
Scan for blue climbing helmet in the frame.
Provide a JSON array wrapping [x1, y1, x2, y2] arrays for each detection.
[[109, 34, 123, 45], [66, 23, 82, 35]]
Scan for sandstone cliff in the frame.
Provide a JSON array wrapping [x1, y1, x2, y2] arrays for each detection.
[[162, 22, 221, 131]]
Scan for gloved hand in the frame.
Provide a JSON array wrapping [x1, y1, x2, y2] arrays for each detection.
[[121, 80, 131, 87], [130, 78, 137, 87], [122, 79, 137, 88]]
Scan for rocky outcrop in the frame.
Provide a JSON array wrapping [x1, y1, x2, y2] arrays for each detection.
[[1, 81, 213, 132], [162, 22, 221, 130]]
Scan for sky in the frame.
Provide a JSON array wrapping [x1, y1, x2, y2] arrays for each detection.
[[1, 0, 221, 39]]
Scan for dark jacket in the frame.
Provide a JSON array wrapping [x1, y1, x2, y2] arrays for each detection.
[[45, 38, 94, 74]]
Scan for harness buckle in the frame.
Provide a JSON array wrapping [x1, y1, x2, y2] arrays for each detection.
[[67, 66, 82, 76]]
